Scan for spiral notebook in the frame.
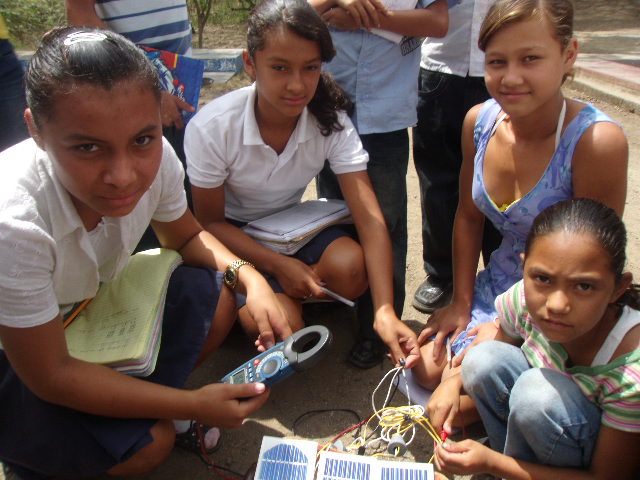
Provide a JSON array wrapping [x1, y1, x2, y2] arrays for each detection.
[[242, 199, 352, 254], [64, 249, 182, 377]]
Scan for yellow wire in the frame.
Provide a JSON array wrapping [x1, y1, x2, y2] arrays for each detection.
[[322, 375, 446, 462]]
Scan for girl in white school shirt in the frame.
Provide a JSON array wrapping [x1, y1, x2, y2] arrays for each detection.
[[0, 26, 288, 478], [185, 0, 420, 365]]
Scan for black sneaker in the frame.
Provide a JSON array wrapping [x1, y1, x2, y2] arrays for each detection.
[[412, 277, 452, 313], [347, 337, 386, 369]]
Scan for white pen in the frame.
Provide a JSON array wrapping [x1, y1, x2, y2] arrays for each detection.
[[320, 286, 356, 307], [446, 336, 452, 367]]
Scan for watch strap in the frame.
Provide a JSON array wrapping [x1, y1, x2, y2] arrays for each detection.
[[224, 259, 255, 289]]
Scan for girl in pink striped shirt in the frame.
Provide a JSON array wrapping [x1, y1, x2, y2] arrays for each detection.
[[428, 198, 640, 479]]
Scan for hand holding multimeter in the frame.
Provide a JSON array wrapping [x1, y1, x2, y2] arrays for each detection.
[[221, 325, 332, 388]]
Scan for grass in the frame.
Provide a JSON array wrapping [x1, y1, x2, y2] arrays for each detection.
[[3, 0, 249, 50]]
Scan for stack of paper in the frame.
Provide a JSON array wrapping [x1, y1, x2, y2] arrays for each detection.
[[242, 199, 352, 255], [65, 249, 183, 377]]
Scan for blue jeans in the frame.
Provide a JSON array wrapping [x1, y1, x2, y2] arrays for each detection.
[[0, 40, 29, 152], [317, 129, 408, 333], [412, 69, 500, 281], [462, 341, 601, 467]]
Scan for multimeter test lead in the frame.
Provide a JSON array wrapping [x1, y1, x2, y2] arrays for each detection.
[[320, 286, 356, 307]]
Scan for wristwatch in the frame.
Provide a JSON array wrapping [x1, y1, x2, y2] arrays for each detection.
[[223, 260, 255, 290]]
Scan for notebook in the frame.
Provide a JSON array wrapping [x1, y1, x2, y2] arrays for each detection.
[[242, 199, 352, 254], [64, 249, 183, 377]]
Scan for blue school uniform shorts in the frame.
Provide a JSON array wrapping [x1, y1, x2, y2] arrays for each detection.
[[228, 224, 353, 306], [0, 265, 223, 478]]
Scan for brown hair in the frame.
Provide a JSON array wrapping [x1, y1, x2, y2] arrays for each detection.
[[247, 0, 353, 136], [478, 0, 574, 52]]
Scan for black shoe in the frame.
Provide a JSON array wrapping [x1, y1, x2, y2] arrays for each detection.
[[348, 337, 386, 369], [412, 277, 452, 313]]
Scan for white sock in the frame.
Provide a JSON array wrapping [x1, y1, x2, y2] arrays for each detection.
[[203, 427, 221, 450], [173, 419, 191, 434]]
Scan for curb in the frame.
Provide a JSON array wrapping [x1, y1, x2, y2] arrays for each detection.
[[571, 60, 640, 114], [16, 48, 244, 85]]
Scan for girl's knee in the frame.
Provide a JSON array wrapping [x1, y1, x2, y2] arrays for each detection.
[[510, 368, 564, 425], [108, 420, 174, 475], [316, 238, 367, 297], [461, 341, 507, 390], [413, 342, 447, 390]]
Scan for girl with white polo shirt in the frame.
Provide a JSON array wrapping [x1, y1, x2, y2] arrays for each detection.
[[0, 26, 289, 478], [185, 0, 420, 367]]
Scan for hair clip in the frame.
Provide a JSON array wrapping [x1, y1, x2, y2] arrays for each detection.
[[63, 31, 108, 46]]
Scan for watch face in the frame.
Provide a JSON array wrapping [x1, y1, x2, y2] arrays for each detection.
[[224, 268, 237, 286]]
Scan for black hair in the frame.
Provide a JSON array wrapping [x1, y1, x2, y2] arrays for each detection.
[[247, 0, 353, 136], [25, 26, 161, 127], [525, 198, 640, 309]]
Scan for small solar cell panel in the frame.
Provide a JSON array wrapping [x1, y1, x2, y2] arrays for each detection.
[[259, 444, 309, 480], [255, 436, 317, 480], [322, 456, 371, 479], [317, 451, 434, 480]]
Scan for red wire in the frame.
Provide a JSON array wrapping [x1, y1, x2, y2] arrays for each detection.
[[194, 412, 385, 477], [329, 413, 373, 445], [196, 424, 243, 480]]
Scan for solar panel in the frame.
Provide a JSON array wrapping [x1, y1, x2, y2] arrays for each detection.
[[255, 436, 317, 480], [254, 437, 434, 480], [379, 461, 434, 480], [317, 451, 434, 480]]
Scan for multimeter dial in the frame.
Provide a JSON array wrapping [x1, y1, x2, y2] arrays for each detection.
[[256, 352, 286, 378]]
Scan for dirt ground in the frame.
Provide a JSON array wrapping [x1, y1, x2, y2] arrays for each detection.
[[144, 2, 640, 479], [137, 2, 640, 480], [3, 2, 638, 480]]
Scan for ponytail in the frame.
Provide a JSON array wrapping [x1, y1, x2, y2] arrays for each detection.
[[308, 72, 354, 137]]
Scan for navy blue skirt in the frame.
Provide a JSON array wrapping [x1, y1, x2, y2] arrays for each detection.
[[0, 266, 223, 478], [227, 223, 353, 307], [269, 225, 353, 293]]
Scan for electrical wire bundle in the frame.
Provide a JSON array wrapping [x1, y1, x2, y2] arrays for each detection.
[[198, 363, 447, 478], [318, 362, 444, 461]]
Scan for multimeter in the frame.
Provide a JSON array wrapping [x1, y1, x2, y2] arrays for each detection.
[[220, 325, 332, 388]]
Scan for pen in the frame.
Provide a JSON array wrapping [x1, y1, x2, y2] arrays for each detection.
[[320, 286, 356, 307], [446, 336, 452, 368]]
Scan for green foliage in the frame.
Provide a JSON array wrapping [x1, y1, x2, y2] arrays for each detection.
[[4, 0, 248, 50], [187, 0, 249, 47], [209, 0, 252, 23], [2, 0, 66, 49]]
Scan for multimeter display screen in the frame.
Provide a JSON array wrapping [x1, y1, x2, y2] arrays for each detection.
[[231, 370, 247, 384]]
